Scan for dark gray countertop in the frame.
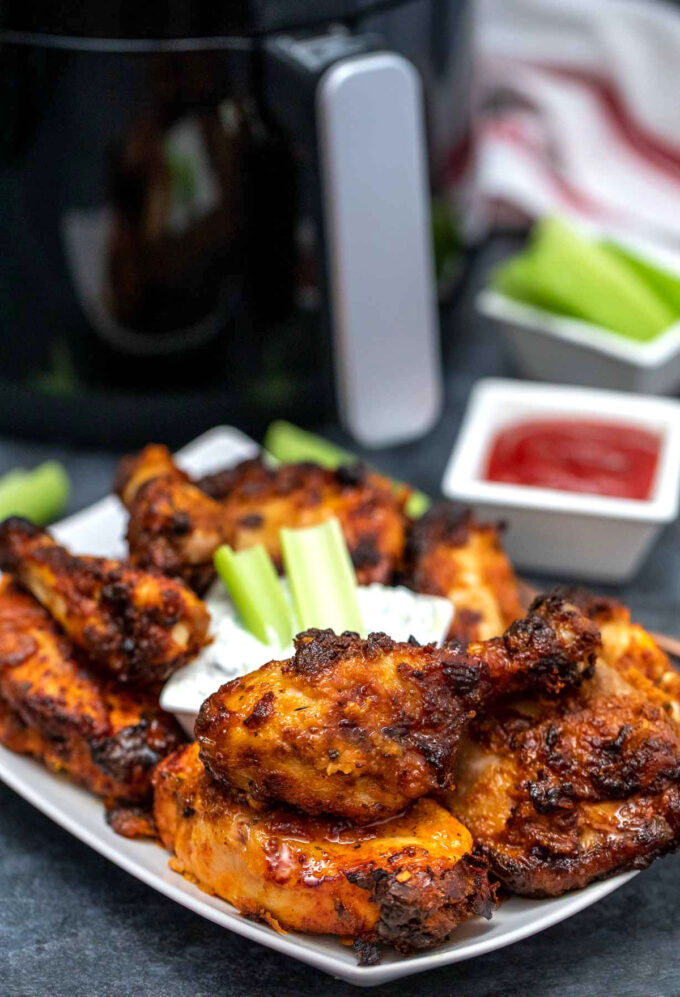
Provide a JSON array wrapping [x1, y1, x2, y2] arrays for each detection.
[[2, 245, 679, 996]]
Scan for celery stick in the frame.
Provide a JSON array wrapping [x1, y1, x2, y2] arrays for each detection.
[[0, 461, 70, 524], [264, 420, 357, 469], [526, 217, 674, 341], [492, 252, 576, 316], [214, 544, 293, 647], [263, 420, 431, 519], [280, 518, 363, 635], [602, 240, 680, 314]]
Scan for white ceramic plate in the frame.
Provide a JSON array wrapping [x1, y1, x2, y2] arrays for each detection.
[[0, 426, 637, 987]]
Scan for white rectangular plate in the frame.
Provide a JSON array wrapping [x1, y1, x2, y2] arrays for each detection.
[[0, 426, 636, 987]]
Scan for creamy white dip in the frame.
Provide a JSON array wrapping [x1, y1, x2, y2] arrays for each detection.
[[161, 580, 454, 734]]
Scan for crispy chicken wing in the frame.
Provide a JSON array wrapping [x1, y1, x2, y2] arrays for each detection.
[[404, 506, 523, 642], [0, 517, 209, 686], [195, 595, 599, 823], [448, 594, 680, 896], [117, 445, 408, 589], [196, 458, 407, 585], [117, 445, 229, 592], [560, 587, 680, 721], [153, 742, 496, 960], [0, 577, 185, 831]]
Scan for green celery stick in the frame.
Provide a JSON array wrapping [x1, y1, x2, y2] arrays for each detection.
[[402, 489, 430, 519], [492, 252, 576, 316], [214, 544, 293, 647], [0, 461, 70, 524], [280, 518, 363, 635], [263, 420, 431, 519], [524, 217, 675, 341], [602, 240, 680, 314], [264, 420, 357, 469]]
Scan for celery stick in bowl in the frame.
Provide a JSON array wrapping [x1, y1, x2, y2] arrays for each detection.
[[280, 518, 363, 635], [492, 217, 675, 342], [482, 217, 680, 393], [603, 240, 680, 313], [214, 544, 293, 648]]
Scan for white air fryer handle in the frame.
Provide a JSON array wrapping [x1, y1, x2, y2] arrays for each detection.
[[316, 52, 442, 448]]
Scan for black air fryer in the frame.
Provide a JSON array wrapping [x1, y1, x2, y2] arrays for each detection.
[[0, 1, 471, 448]]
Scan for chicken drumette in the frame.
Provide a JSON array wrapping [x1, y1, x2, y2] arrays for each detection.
[[0, 576, 185, 835], [154, 742, 496, 960], [117, 445, 408, 590], [404, 506, 523, 642], [0, 517, 209, 686], [447, 590, 680, 896], [195, 594, 599, 823]]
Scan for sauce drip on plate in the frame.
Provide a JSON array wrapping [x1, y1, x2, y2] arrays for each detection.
[[485, 419, 661, 500]]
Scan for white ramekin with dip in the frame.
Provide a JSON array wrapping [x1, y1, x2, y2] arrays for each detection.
[[442, 378, 680, 582]]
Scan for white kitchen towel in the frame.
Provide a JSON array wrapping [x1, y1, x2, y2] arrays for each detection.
[[467, 0, 680, 243]]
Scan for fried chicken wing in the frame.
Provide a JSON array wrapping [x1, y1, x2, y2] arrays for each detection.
[[0, 517, 209, 685], [118, 446, 408, 589], [559, 587, 680, 721], [115, 443, 186, 507], [153, 742, 496, 960], [448, 594, 680, 896], [404, 507, 522, 642], [118, 445, 230, 592], [0, 577, 185, 830], [195, 595, 599, 823], [197, 458, 407, 585]]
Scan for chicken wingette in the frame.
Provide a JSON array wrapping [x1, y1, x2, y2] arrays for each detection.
[[117, 444, 231, 592], [562, 587, 680, 721], [195, 594, 600, 823], [0, 517, 210, 686], [447, 590, 680, 896], [404, 506, 523, 642], [0, 577, 185, 834], [117, 445, 408, 590], [153, 742, 496, 961]]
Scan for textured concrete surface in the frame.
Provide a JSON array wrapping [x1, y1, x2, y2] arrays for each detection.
[[2, 243, 679, 995]]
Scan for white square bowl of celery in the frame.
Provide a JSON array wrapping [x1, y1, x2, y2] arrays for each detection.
[[160, 517, 453, 735], [479, 217, 680, 394]]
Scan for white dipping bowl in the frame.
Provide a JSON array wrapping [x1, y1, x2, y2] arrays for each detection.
[[442, 378, 680, 583], [478, 290, 680, 395]]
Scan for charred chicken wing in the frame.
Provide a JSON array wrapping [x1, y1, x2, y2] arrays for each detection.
[[117, 445, 230, 592], [0, 517, 209, 686], [118, 445, 408, 589], [153, 742, 496, 959], [560, 587, 680, 721], [0, 577, 185, 832], [448, 593, 680, 896], [195, 595, 599, 823], [404, 507, 523, 642], [197, 458, 407, 585]]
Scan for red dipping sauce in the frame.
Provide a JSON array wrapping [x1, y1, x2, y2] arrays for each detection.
[[485, 419, 661, 500]]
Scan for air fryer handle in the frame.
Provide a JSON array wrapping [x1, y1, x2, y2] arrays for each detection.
[[264, 33, 442, 448]]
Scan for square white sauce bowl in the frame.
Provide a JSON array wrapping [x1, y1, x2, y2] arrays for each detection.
[[442, 378, 680, 583]]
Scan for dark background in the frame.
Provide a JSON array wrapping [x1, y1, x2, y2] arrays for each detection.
[[2, 241, 678, 996]]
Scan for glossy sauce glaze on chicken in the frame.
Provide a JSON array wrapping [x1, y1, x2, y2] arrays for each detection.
[[154, 742, 496, 962], [0, 517, 209, 686], [448, 590, 680, 896], [0, 576, 185, 834], [195, 597, 599, 823]]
